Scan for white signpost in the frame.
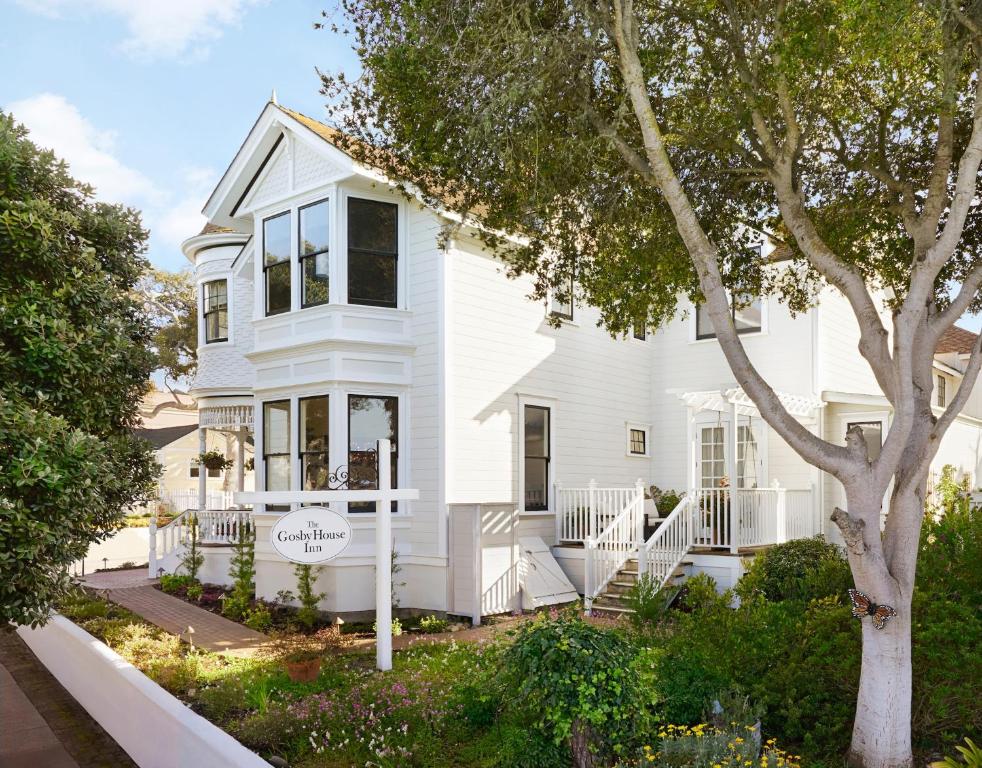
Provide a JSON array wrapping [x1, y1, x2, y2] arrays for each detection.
[[234, 439, 416, 672]]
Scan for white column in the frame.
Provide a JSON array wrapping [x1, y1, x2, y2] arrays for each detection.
[[635, 478, 647, 577], [584, 535, 594, 615], [775, 479, 788, 544], [236, 428, 246, 496], [375, 439, 393, 672], [198, 427, 207, 511], [729, 400, 739, 554], [554, 481, 563, 544], [148, 515, 158, 578], [588, 479, 598, 540]]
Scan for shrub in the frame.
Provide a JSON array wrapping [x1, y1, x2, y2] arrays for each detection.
[[195, 678, 248, 723], [500, 608, 653, 766], [223, 523, 255, 620], [736, 536, 851, 603], [159, 573, 193, 594], [233, 704, 299, 754], [638, 724, 802, 768], [185, 582, 203, 601], [294, 564, 325, 630], [932, 738, 982, 768], [243, 605, 272, 632], [419, 614, 450, 633], [180, 516, 204, 582], [625, 573, 672, 628]]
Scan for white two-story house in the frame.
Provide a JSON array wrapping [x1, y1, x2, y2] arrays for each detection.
[[160, 99, 982, 620]]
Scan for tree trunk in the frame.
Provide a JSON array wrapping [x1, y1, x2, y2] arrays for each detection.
[[848, 603, 913, 768], [569, 720, 598, 768], [839, 486, 917, 768]]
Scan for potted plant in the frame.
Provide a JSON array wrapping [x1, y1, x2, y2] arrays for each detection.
[[269, 634, 325, 682], [196, 450, 233, 473]]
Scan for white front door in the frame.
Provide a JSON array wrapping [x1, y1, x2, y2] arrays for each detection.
[[691, 418, 764, 490]]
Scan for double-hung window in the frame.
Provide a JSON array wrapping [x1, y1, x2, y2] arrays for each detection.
[[348, 395, 398, 512], [300, 396, 330, 491], [937, 375, 947, 407], [202, 279, 228, 343], [299, 199, 330, 308], [264, 212, 291, 315], [263, 400, 291, 511], [629, 428, 647, 456], [524, 405, 551, 511], [348, 198, 398, 307], [696, 295, 762, 340]]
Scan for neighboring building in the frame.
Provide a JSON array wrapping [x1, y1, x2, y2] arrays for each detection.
[[135, 390, 254, 513], [160, 99, 982, 619]]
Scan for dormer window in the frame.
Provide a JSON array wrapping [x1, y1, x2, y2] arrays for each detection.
[[202, 279, 228, 343], [348, 198, 398, 308], [264, 211, 291, 316], [299, 199, 330, 308]]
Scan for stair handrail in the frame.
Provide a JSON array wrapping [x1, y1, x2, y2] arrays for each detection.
[[155, 508, 193, 561], [641, 493, 692, 591], [584, 482, 644, 612]]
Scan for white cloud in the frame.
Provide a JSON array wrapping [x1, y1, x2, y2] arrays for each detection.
[[153, 166, 218, 250], [15, 0, 264, 60], [7, 93, 160, 204]]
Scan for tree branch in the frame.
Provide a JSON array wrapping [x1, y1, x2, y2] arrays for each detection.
[[607, 0, 853, 476]]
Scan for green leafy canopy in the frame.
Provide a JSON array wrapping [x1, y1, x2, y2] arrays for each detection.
[[0, 112, 159, 626]]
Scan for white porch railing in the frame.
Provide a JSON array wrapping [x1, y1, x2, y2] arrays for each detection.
[[130, 489, 240, 517], [691, 484, 817, 552], [149, 509, 254, 577], [584, 483, 646, 611], [641, 493, 692, 590], [556, 481, 644, 543]]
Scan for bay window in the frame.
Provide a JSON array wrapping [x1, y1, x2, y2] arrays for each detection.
[[524, 405, 551, 511], [348, 395, 398, 512], [348, 198, 398, 307], [264, 211, 291, 315], [202, 279, 228, 343], [263, 400, 291, 511], [299, 199, 330, 308]]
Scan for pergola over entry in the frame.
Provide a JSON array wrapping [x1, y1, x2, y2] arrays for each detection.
[[677, 387, 825, 423], [674, 386, 825, 493]]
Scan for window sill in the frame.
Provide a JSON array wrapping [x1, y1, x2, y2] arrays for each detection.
[[626, 452, 651, 459], [689, 330, 767, 345], [520, 509, 554, 517], [198, 340, 233, 351]]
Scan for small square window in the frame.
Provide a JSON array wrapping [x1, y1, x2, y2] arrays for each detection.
[[628, 427, 648, 456]]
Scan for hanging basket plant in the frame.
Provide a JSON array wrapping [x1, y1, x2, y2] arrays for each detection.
[[196, 450, 233, 472], [244, 457, 255, 472]]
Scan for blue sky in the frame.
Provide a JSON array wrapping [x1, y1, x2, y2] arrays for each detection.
[[1, 0, 979, 333], [1, 0, 355, 271]]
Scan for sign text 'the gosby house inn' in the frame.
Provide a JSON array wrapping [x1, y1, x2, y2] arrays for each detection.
[[269, 506, 352, 564]]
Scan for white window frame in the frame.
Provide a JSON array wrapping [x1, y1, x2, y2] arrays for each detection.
[[518, 394, 558, 515], [626, 422, 651, 457], [340, 187, 408, 311], [547, 273, 575, 323], [689, 294, 768, 344]]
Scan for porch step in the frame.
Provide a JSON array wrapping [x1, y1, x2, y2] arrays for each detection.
[[591, 560, 692, 613]]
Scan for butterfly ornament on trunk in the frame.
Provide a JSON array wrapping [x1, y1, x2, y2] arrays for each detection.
[[848, 589, 898, 630]]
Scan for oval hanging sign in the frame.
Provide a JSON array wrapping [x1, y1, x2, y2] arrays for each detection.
[[270, 506, 352, 564]]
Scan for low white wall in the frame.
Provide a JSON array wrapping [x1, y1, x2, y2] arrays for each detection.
[[79, 527, 150, 574], [688, 553, 747, 592], [16, 615, 269, 768]]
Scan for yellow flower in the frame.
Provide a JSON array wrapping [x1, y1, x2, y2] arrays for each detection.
[[735, 737, 744, 744]]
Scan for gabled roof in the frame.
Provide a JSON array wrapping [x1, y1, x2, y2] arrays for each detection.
[[937, 325, 980, 355], [132, 424, 198, 450]]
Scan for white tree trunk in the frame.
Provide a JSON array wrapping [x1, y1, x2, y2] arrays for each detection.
[[849, 607, 913, 768]]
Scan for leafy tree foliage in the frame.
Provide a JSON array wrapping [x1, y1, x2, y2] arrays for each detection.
[[137, 266, 197, 388], [0, 112, 158, 626]]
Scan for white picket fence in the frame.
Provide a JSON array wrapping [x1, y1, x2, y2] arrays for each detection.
[[131, 489, 238, 516]]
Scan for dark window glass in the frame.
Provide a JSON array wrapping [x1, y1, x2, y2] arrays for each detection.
[[300, 396, 330, 491], [300, 199, 330, 308], [263, 400, 291, 511], [629, 428, 647, 455], [524, 405, 550, 511], [190, 464, 221, 479], [202, 279, 228, 343], [696, 295, 762, 339], [937, 375, 947, 407], [348, 395, 398, 512], [264, 212, 291, 315], [347, 198, 397, 307], [550, 274, 574, 320], [633, 326, 646, 341]]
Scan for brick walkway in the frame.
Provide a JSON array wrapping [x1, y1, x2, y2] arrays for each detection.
[[0, 632, 136, 768], [105, 586, 269, 657]]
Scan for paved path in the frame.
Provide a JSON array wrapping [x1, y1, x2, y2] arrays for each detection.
[[105, 586, 269, 657], [0, 632, 136, 768], [79, 567, 156, 591]]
